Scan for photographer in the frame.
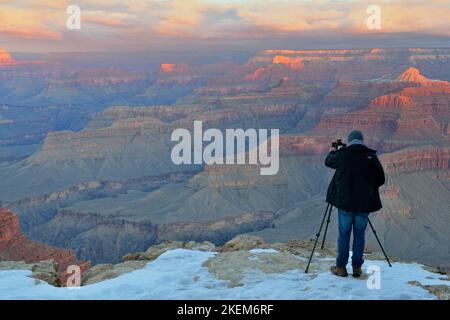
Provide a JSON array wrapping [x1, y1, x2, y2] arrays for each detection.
[[325, 130, 385, 277]]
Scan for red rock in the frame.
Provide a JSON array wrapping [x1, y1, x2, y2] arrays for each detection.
[[0, 209, 21, 241], [159, 63, 191, 74], [0, 208, 90, 286], [395, 67, 429, 84], [370, 94, 416, 108], [279, 135, 330, 155], [380, 147, 450, 174], [0, 48, 17, 65], [272, 55, 304, 70], [160, 63, 175, 73]]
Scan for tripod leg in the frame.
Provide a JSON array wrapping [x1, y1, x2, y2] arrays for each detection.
[[305, 203, 330, 273], [320, 205, 333, 249], [368, 218, 392, 267]]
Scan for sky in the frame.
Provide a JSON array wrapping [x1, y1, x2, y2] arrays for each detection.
[[1, 0, 450, 53]]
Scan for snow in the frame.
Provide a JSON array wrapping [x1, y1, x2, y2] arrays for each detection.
[[0, 249, 447, 300], [249, 248, 279, 254]]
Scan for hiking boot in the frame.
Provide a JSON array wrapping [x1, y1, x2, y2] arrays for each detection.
[[352, 266, 362, 278], [330, 266, 348, 277]]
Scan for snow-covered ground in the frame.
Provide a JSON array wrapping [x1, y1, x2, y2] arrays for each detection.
[[0, 249, 447, 300]]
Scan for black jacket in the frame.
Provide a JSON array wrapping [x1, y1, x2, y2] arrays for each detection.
[[325, 144, 385, 213]]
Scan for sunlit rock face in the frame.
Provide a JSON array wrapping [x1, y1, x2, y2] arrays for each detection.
[[160, 63, 175, 73], [272, 55, 304, 70], [0, 48, 16, 65], [395, 67, 431, 84]]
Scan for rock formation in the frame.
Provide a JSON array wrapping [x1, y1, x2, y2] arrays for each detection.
[[272, 55, 304, 70], [370, 94, 416, 108], [0, 208, 90, 286], [395, 67, 434, 84], [0, 48, 16, 65], [381, 147, 450, 174]]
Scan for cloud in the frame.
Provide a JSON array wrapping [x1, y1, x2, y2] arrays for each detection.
[[0, 6, 63, 40], [145, 0, 450, 39], [0, 0, 449, 51], [83, 11, 135, 27]]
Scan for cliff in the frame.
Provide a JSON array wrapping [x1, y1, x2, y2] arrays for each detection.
[[395, 67, 430, 84], [380, 147, 450, 174], [370, 94, 416, 108], [0, 208, 90, 286], [24, 209, 276, 264], [271, 55, 304, 70], [0, 209, 21, 241]]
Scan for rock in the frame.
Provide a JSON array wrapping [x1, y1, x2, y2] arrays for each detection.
[[395, 67, 431, 84], [408, 280, 450, 300], [123, 241, 185, 262], [424, 285, 450, 300], [83, 263, 114, 279], [0, 209, 22, 241], [203, 249, 303, 287], [122, 252, 141, 262], [270, 239, 336, 258], [82, 261, 147, 285], [221, 235, 267, 252], [0, 208, 90, 286], [0, 259, 62, 287], [0, 48, 16, 65], [140, 241, 185, 260], [423, 265, 450, 276], [437, 266, 450, 275], [156, 212, 275, 243], [370, 94, 416, 108], [31, 260, 61, 287], [0, 261, 31, 271], [123, 240, 216, 262], [381, 148, 450, 175], [184, 241, 216, 252]]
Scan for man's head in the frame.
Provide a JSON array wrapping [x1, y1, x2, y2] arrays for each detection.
[[347, 130, 364, 143]]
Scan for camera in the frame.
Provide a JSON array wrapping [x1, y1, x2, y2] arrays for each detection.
[[331, 139, 346, 150]]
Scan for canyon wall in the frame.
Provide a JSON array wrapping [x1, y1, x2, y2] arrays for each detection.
[[26, 210, 276, 264], [0, 208, 90, 286], [381, 147, 450, 174]]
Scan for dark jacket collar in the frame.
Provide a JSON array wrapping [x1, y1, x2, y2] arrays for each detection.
[[345, 144, 377, 153]]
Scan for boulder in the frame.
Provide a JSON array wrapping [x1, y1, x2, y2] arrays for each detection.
[[122, 240, 216, 262], [82, 261, 147, 285], [221, 235, 266, 252], [122, 252, 141, 262], [409, 281, 450, 300], [138, 241, 185, 260], [0, 261, 31, 271], [0, 259, 61, 286], [184, 241, 216, 252], [31, 260, 61, 287], [203, 249, 303, 287]]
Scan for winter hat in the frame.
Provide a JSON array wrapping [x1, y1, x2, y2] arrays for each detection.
[[347, 130, 364, 143]]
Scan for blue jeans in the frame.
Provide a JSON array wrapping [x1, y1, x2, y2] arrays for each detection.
[[336, 209, 368, 268]]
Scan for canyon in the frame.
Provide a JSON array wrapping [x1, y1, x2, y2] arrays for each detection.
[[0, 47, 449, 269]]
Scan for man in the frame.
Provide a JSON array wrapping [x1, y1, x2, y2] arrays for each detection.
[[325, 130, 385, 278]]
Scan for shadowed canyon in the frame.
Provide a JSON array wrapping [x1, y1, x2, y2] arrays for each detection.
[[0, 48, 449, 271]]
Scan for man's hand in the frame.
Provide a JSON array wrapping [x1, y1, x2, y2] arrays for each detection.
[[329, 146, 337, 152]]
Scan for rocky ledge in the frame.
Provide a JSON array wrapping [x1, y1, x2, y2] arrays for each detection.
[[1, 234, 448, 299]]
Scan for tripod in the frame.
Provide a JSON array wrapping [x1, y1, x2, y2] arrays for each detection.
[[305, 203, 392, 273]]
